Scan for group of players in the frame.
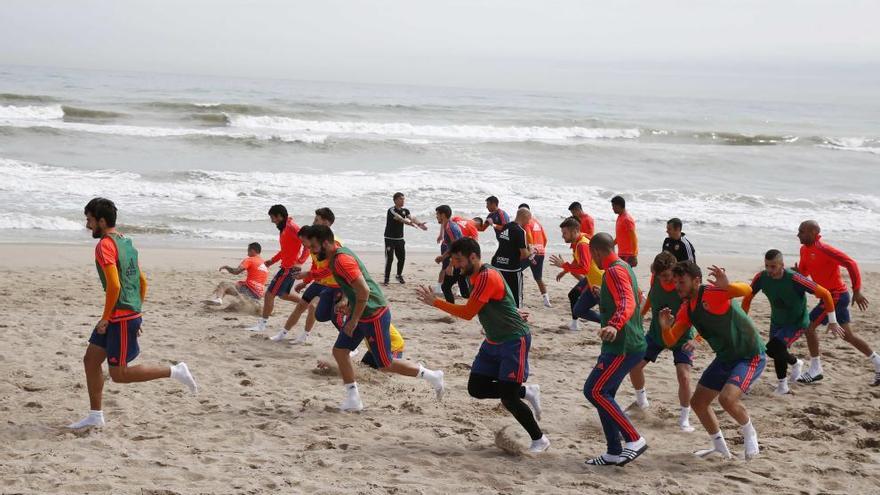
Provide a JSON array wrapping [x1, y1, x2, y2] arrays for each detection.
[[70, 193, 878, 467]]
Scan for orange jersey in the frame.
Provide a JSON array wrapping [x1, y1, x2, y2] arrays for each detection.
[[238, 255, 268, 297], [95, 236, 138, 319], [798, 235, 861, 293], [525, 218, 548, 255], [270, 217, 310, 269], [615, 211, 638, 256], [577, 212, 595, 238], [452, 216, 479, 240], [562, 233, 604, 287]]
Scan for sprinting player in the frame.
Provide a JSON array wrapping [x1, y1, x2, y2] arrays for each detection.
[[435, 205, 470, 303], [203, 242, 268, 306], [794, 220, 879, 385], [659, 262, 765, 460], [69, 198, 197, 429], [628, 252, 695, 432], [307, 225, 445, 411], [452, 215, 480, 240], [491, 208, 531, 308], [662, 218, 696, 263], [549, 217, 604, 332], [270, 208, 338, 343], [247, 205, 309, 332], [611, 195, 638, 267], [568, 201, 595, 238], [416, 237, 549, 453], [478, 195, 510, 240], [519, 203, 551, 308], [317, 322, 406, 371], [741, 249, 841, 395], [582, 233, 648, 466], [383, 192, 428, 285]]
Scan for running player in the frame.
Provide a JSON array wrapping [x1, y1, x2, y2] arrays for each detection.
[[568, 201, 595, 238], [794, 220, 880, 385], [519, 203, 551, 308], [491, 208, 531, 308], [611, 195, 638, 267], [741, 249, 841, 394], [435, 205, 470, 303], [628, 251, 695, 432], [269, 208, 338, 343], [452, 215, 480, 240], [306, 225, 445, 411], [383, 192, 428, 285], [416, 237, 549, 453], [203, 242, 268, 306], [478, 195, 510, 240], [247, 205, 309, 332], [69, 198, 197, 429], [582, 233, 648, 466], [659, 261, 765, 460], [549, 217, 604, 332], [662, 218, 696, 263]]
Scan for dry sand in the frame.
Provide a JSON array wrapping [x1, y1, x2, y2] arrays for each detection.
[[1, 243, 878, 495]]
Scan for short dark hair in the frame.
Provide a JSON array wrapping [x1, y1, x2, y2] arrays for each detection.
[[248, 242, 262, 253], [472, 217, 483, 225], [667, 217, 682, 230], [297, 225, 312, 238], [309, 224, 334, 244], [435, 205, 452, 218], [314, 207, 335, 225], [84, 197, 117, 227], [393, 192, 404, 200], [268, 204, 288, 218], [672, 260, 702, 279], [485, 196, 499, 205], [651, 251, 677, 274], [589, 232, 614, 253], [518, 203, 530, 210], [611, 195, 625, 208], [449, 237, 481, 258], [560, 217, 580, 230], [568, 201, 582, 211], [765, 249, 783, 261]]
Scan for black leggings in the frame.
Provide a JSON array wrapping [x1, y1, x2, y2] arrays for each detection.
[[384, 239, 405, 280], [766, 338, 797, 379], [467, 373, 542, 440], [441, 267, 471, 303]]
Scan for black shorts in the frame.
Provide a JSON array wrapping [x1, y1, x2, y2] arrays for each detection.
[[529, 255, 544, 280]]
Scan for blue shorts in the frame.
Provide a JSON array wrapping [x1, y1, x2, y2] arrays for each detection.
[[316, 287, 341, 323], [643, 334, 693, 366], [333, 308, 395, 369], [88, 316, 142, 367], [471, 334, 531, 383], [529, 255, 544, 281], [362, 350, 404, 369], [809, 291, 851, 325], [698, 354, 766, 393], [236, 283, 261, 300], [302, 283, 328, 303], [267, 268, 296, 297], [769, 324, 804, 347]]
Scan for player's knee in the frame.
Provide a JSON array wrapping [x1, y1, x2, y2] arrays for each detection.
[[765, 339, 783, 359], [107, 367, 129, 383], [718, 391, 737, 410], [582, 383, 601, 405], [467, 381, 487, 399]]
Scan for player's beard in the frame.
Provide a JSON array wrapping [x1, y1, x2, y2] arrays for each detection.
[[275, 219, 286, 232], [461, 260, 476, 277], [91, 226, 103, 239], [316, 246, 329, 261]]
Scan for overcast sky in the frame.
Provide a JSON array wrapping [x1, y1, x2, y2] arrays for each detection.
[[2, 0, 878, 92]]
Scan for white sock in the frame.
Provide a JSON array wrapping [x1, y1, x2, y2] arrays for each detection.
[[345, 382, 359, 396], [869, 352, 880, 370], [679, 406, 690, 424], [711, 431, 731, 457], [740, 419, 759, 459], [568, 319, 578, 331], [635, 388, 648, 408], [170, 362, 198, 394], [808, 357, 822, 375], [67, 410, 105, 429], [624, 436, 646, 451], [542, 293, 551, 305]]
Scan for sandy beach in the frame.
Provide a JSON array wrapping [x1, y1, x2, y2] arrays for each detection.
[[1, 242, 878, 495]]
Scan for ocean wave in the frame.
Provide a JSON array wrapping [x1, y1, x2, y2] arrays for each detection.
[[690, 131, 799, 146], [818, 137, 880, 155], [0, 213, 84, 231], [0, 93, 60, 103], [0, 104, 64, 120], [61, 105, 126, 120], [143, 101, 270, 115]]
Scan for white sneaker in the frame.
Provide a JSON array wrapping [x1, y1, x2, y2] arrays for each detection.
[[528, 434, 551, 453], [269, 329, 288, 342], [524, 384, 542, 421], [635, 394, 649, 410], [568, 319, 579, 332], [774, 380, 790, 396], [170, 362, 198, 395], [349, 348, 360, 358], [679, 422, 695, 433], [340, 395, 364, 412], [203, 297, 223, 306], [741, 424, 760, 460], [542, 294, 552, 308], [292, 331, 310, 344], [67, 412, 105, 429], [425, 369, 445, 400], [789, 359, 804, 382], [246, 320, 267, 332]]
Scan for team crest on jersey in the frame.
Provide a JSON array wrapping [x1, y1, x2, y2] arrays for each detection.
[[507, 372, 517, 380]]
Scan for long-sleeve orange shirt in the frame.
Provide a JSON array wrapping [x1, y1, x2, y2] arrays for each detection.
[[270, 217, 310, 269], [798, 235, 861, 293]]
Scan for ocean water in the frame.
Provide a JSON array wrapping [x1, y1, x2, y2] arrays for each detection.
[[1, 64, 878, 261]]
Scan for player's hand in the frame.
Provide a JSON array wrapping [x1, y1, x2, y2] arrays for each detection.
[[598, 326, 618, 342], [591, 285, 600, 297], [95, 319, 109, 335], [419, 223, 428, 231], [792, 262, 800, 273], [853, 291, 869, 311], [416, 285, 437, 306], [334, 297, 350, 314], [555, 271, 566, 282], [434, 255, 444, 264], [828, 322, 847, 339], [658, 307, 675, 330], [682, 339, 696, 353], [485, 218, 494, 226], [342, 318, 357, 337], [294, 282, 307, 293], [517, 309, 531, 322], [264, 259, 274, 267], [707, 265, 729, 289], [294, 271, 308, 280], [549, 254, 565, 268]]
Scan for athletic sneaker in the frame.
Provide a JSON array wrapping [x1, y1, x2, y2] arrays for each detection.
[[67, 411, 105, 429], [203, 297, 223, 306], [542, 293, 551, 308], [246, 319, 267, 332], [269, 329, 288, 342], [340, 395, 364, 412], [567, 319, 579, 332], [382, 279, 390, 286], [292, 331, 309, 344], [789, 359, 804, 382], [396, 275, 405, 284], [796, 371, 824, 384], [872, 372, 880, 387], [774, 379, 790, 396], [528, 434, 550, 453]]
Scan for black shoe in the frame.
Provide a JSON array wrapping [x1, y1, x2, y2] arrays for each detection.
[[382, 279, 390, 286], [872, 372, 880, 387], [796, 372, 824, 384], [396, 275, 405, 284]]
